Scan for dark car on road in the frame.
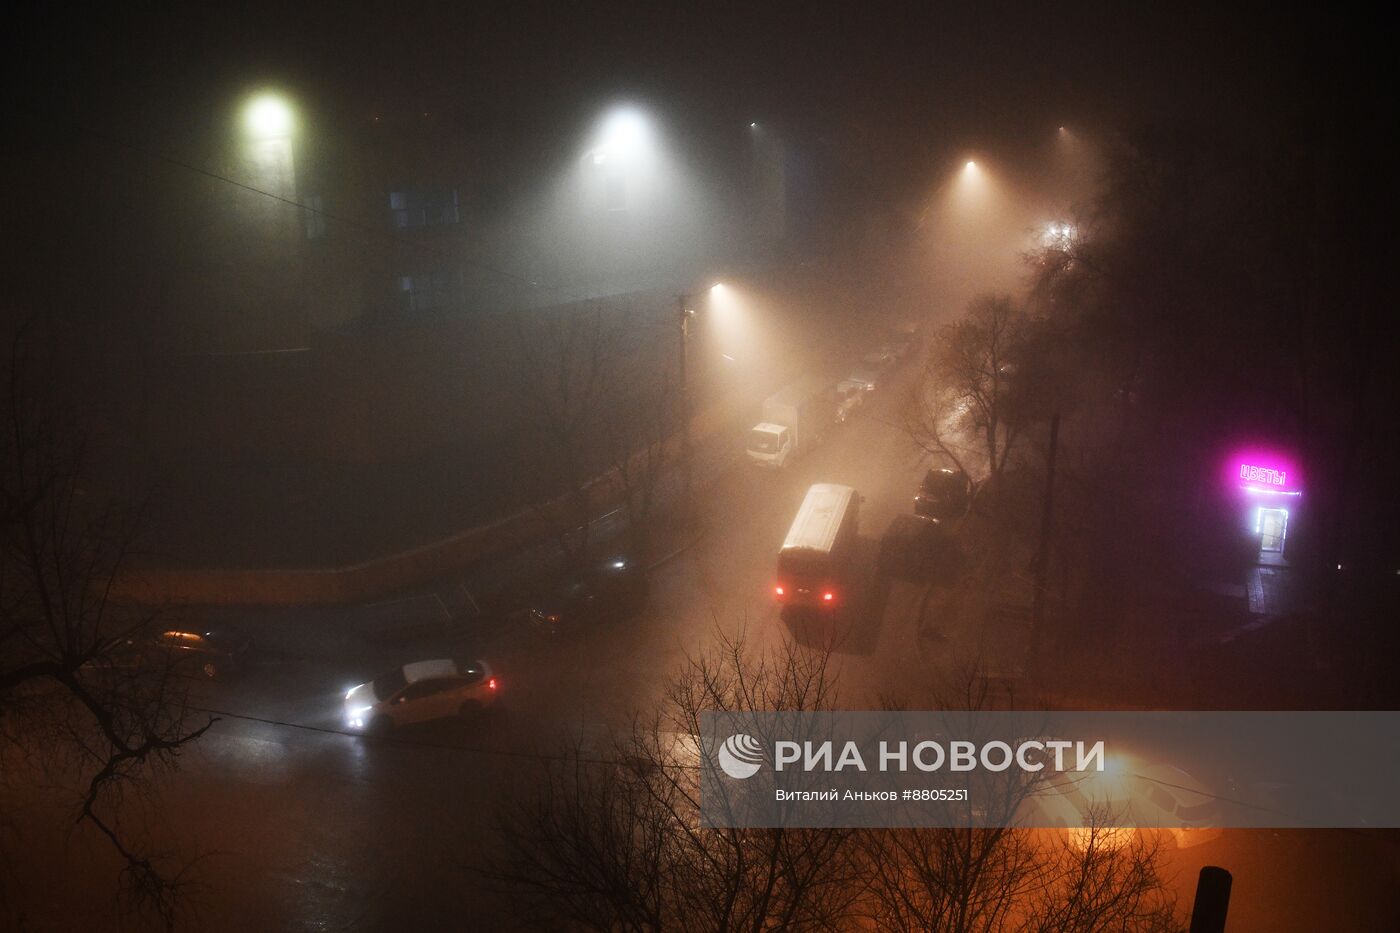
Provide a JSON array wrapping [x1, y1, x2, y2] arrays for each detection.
[[101, 627, 253, 680], [528, 556, 648, 635], [914, 468, 973, 522]]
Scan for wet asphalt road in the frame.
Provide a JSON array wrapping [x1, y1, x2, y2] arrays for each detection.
[[137, 361, 950, 930]]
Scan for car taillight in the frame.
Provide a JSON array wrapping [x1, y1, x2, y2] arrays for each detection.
[[488, 678, 497, 690], [774, 585, 785, 598], [822, 591, 834, 602]]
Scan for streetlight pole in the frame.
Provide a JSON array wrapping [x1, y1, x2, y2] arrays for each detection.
[[677, 294, 694, 529]]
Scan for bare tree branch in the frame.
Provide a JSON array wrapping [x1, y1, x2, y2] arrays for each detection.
[[1, 318, 212, 928]]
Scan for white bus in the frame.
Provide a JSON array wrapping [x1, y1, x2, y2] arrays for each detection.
[[775, 483, 860, 609]]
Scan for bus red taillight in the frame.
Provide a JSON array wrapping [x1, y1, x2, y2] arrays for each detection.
[[774, 585, 785, 598], [822, 591, 834, 602]]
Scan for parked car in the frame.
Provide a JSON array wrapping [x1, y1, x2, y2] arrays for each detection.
[[344, 658, 497, 731], [846, 366, 881, 393], [861, 347, 897, 369], [98, 626, 253, 680], [914, 468, 973, 522], [835, 380, 865, 422], [528, 555, 648, 635]]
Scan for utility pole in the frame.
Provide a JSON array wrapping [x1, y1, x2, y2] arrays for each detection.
[[1188, 866, 1232, 933], [677, 294, 694, 529], [1029, 411, 1060, 673]]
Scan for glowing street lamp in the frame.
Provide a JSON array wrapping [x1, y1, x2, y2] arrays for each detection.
[[243, 93, 295, 140], [588, 106, 651, 165], [580, 105, 660, 222], [952, 158, 990, 205], [237, 91, 298, 213]]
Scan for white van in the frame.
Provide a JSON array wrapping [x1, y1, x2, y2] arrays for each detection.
[[774, 483, 860, 609]]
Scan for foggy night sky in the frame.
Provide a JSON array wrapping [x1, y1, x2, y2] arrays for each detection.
[[7, 1, 1359, 213]]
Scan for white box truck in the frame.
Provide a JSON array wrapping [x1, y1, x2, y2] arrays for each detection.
[[746, 377, 833, 467]]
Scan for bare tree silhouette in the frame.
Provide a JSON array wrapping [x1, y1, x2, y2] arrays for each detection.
[[1, 319, 214, 930]]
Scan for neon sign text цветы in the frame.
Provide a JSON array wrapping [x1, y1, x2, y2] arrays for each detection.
[[1239, 464, 1287, 486]]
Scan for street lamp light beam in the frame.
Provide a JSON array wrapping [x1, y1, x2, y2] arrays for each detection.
[[244, 94, 294, 140], [589, 106, 652, 164]]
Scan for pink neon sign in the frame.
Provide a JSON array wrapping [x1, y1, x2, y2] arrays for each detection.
[[1230, 449, 1301, 497], [1239, 463, 1288, 487]]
